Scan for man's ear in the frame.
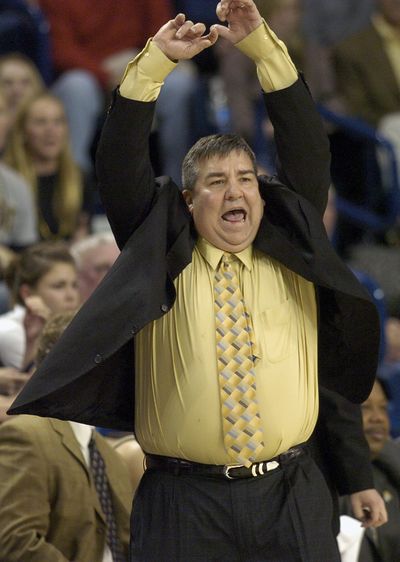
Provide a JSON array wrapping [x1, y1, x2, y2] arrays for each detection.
[[182, 189, 193, 213]]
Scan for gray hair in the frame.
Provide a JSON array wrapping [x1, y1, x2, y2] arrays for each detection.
[[70, 232, 117, 270], [182, 133, 257, 190]]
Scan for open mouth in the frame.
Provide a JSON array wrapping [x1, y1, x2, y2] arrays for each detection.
[[222, 209, 247, 223]]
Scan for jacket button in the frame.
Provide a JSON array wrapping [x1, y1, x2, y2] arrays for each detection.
[[160, 304, 169, 313], [94, 354, 102, 364]]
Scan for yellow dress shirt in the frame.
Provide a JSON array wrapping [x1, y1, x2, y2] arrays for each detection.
[[122, 20, 317, 464], [135, 241, 318, 464]]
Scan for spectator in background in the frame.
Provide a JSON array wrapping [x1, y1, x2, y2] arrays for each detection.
[[0, 242, 79, 422], [341, 379, 400, 561], [70, 232, 120, 303], [333, 0, 400, 202], [0, 311, 133, 561], [0, 0, 52, 85], [0, 241, 79, 372], [5, 91, 93, 240], [0, 88, 38, 251], [0, 51, 44, 121], [39, 0, 197, 182], [333, 0, 400, 128], [302, 0, 375, 104]]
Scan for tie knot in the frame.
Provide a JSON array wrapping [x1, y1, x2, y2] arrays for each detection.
[[221, 252, 234, 268]]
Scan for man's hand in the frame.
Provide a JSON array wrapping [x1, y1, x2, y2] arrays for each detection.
[[214, 0, 262, 44], [153, 13, 218, 62], [350, 489, 388, 528]]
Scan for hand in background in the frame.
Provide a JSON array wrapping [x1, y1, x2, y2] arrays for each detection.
[[350, 489, 388, 528], [0, 368, 29, 396], [23, 296, 51, 345]]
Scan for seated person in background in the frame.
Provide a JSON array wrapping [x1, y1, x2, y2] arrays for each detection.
[[341, 379, 400, 562], [0, 311, 133, 562], [5, 91, 93, 240], [333, 0, 400, 128], [70, 232, 120, 302], [301, 0, 375, 106], [0, 52, 44, 122], [0, 241, 79, 371], [333, 0, 400, 177], [0, 88, 38, 251], [0, 241, 79, 421]]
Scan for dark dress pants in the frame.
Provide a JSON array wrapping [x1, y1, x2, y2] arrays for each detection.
[[129, 450, 341, 562]]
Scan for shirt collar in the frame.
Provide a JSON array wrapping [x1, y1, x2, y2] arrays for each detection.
[[68, 421, 94, 449], [373, 13, 400, 42], [196, 237, 253, 271]]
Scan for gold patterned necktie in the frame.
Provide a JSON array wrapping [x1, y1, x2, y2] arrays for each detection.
[[214, 252, 264, 467]]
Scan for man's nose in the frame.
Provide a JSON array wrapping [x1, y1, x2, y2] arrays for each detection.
[[225, 181, 243, 199]]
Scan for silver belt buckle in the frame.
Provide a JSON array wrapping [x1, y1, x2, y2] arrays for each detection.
[[223, 463, 242, 480]]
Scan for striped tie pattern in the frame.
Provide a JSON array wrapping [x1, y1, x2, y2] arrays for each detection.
[[89, 437, 126, 562], [214, 253, 264, 468]]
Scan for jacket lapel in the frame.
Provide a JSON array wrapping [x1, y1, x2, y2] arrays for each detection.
[[49, 418, 88, 476], [49, 419, 106, 524]]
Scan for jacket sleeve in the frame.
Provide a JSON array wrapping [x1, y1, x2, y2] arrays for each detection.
[[312, 386, 374, 496], [0, 421, 70, 562], [95, 90, 158, 249], [264, 76, 331, 216]]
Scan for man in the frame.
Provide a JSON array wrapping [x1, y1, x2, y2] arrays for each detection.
[[70, 232, 120, 302], [341, 380, 400, 561], [10, 1, 386, 560], [0, 312, 133, 561]]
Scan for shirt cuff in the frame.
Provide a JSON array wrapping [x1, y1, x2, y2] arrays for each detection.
[[236, 20, 298, 92], [120, 39, 177, 101]]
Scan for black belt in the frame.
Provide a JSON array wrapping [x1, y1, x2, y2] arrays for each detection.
[[145, 444, 307, 480]]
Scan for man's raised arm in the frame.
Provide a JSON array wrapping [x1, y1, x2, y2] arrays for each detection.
[[96, 15, 218, 248], [214, 0, 330, 214]]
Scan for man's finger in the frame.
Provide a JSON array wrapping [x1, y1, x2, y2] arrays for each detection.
[[189, 23, 207, 37], [176, 20, 195, 38], [173, 13, 186, 27]]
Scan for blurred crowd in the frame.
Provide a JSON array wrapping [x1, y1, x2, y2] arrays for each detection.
[[0, 0, 399, 561]]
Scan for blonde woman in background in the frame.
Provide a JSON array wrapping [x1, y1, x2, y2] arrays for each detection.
[[0, 52, 44, 122], [5, 91, 93, 240]]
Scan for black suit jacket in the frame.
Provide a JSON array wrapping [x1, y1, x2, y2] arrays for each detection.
[[10, 77, 380, 436]]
